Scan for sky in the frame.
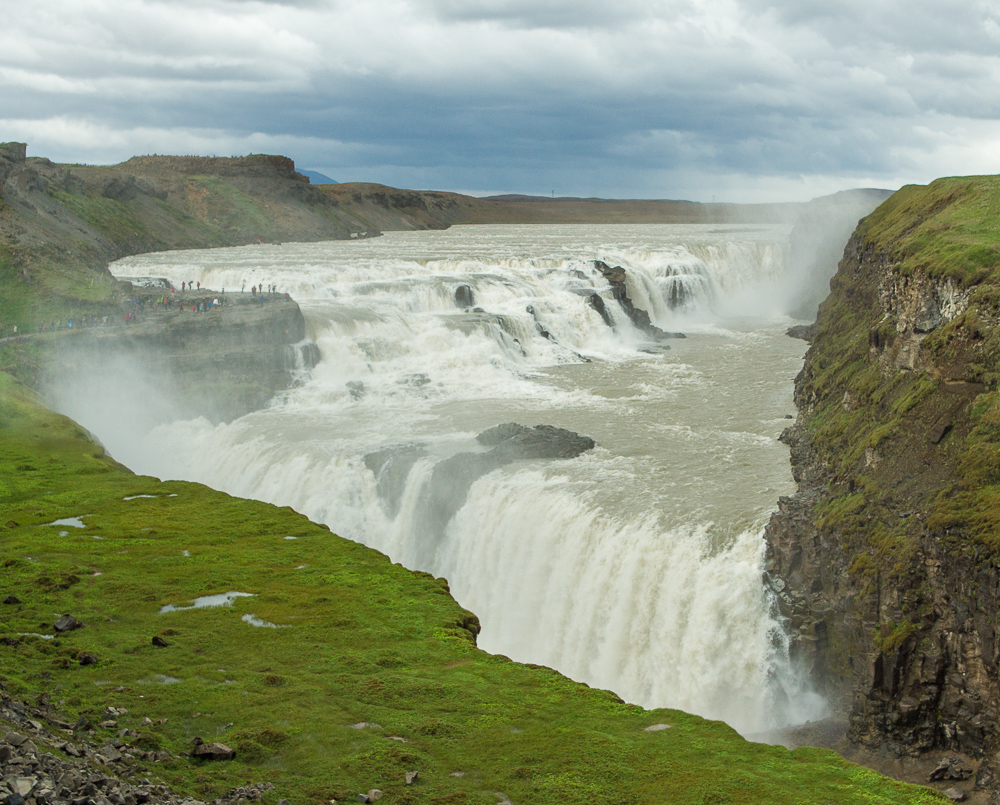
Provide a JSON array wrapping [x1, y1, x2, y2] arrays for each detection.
[[2, 0, 1000, 202]]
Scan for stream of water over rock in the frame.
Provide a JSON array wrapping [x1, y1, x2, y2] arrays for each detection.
[[77, 224, 827, 734]]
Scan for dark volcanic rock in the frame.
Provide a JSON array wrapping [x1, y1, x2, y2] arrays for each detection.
[[786, 323, 817, 342], [364, 444, 429, 518], [420, 424, 596, 537], [0, 691, 277, 805], [53, 614, 83, 632], [764, 219, 1000, 776], [587, 293, 614, 327], [455, 284, 475, 309], [475, 423, 595, 459], [191, 738, 235, 761], [593, 261, 684, 340]]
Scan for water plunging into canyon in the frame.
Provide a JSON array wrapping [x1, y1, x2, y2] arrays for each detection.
[[86, 224, 825, 734]]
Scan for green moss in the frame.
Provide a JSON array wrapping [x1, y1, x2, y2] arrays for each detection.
[[861, 176, 1000, 283], [876, 621, 917, 654]]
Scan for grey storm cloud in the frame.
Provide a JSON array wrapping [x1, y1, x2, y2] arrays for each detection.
[[2, 0, 1000, 201]]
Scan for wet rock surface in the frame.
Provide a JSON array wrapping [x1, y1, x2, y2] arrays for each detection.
[[785, 323, 817, 342], [593, 261, 684, 341], [421, 424, 596, 538], [43, 295, 319, 424]]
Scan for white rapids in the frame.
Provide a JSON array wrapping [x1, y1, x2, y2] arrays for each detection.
[[72, 223, 827, 735]]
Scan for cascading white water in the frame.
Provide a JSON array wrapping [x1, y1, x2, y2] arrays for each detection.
[[70, 223, 828, 736]]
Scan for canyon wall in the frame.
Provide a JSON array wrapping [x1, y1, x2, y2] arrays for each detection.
[[766, 177, 1000, 777]]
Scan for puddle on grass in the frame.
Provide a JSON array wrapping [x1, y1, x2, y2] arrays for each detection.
[[183, 550, 190, 557], [48, 517, 87, 528], [123, 495, 159, 501], [144, 674, 182, 684], [159, 591, 254, 614], [284, 536, 298, 540], [295, 564, 308, 570], [242, 614, 289, 629], [17, 633, 54, 640]]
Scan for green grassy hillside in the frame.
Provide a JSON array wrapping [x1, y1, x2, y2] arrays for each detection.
[[0, 373, 942, 804]]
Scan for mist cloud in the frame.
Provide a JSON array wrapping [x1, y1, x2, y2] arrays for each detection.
[[3, 0, 999, 200]]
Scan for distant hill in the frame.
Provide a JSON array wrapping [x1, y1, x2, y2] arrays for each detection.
[[299, 168, 338, 184]]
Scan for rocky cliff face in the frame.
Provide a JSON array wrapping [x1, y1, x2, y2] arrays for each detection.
[[766, 177, 1000, 774], [43, 295, 317, 422]]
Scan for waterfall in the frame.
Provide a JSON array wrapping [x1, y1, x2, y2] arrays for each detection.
[[69, 223, 826, 736]]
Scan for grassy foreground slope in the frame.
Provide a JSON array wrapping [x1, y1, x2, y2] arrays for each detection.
[[0, 373, 941, 804]]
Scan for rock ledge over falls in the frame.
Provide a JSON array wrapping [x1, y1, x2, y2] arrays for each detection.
[[42, 292, 318, 422], [763, 175, 1000, 794], [365, 424, 596, 537]]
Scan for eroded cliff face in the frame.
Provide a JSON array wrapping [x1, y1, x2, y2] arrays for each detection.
[[766, 177, 1000, 771], [42, 295, 318, 423]]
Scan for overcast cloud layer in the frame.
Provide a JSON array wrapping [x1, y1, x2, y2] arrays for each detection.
[[3, 0, 1000, 201]]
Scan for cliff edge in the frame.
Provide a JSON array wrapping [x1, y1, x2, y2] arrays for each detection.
[[767, 176, 1000, 785]]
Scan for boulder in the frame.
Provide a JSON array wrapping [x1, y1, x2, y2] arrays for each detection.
[[191, 739, 235, 761], [152, 635, 169, 647], [930, 758, 972, 782], [475, 423, 595, 460], [53, 614, 83, 632], [405, 771, 418, 786], [3, 595, 20, 604], [786, 323, 817, 342], [454, 284, 475, 309]]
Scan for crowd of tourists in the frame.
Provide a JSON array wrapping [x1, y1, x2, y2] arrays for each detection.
[[0, 280, 290, 341]]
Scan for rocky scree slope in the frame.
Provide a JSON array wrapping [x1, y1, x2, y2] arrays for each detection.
[[766, 176, 1000, 773]]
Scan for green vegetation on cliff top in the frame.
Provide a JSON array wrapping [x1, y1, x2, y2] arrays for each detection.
[[861, 175, 1000, 282]]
